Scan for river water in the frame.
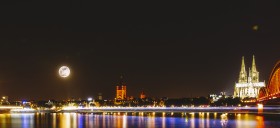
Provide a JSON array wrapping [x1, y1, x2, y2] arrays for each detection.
[[0, 112, 279, 128]]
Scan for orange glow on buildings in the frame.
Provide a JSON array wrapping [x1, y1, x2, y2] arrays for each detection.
[[116, 75, 127, 100], [140, 91, 146, 99]]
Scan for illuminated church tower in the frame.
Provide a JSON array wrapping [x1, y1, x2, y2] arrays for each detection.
[[238, 56, 247, 83], [140, 91, 146, 99], [234, 55, 265, 99], [116, 75, 127, 100], [251, 55, 259, 83]]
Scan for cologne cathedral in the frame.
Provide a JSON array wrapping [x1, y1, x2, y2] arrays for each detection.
[[234, 55, 265, 99]]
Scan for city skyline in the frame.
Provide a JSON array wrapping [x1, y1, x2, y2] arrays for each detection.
[[0, 2, 280, 100]]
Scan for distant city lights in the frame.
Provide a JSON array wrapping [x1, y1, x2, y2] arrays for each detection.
[[88, 97, 93, 101]]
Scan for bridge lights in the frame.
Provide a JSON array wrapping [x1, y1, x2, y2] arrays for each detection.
[[257, 103, 263, 114], [257, 104, 263, 109]]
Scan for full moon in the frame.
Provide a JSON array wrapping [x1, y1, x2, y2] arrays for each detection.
[[58, 66, 70, 78]]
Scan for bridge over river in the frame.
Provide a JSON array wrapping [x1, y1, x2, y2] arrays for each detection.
[[258, 61, 280, 103]]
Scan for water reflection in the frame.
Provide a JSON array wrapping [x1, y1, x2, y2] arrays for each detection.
[[0, 112, 279, 128], [206, 112, 210, 128], [256, 116, 264, 128], [190, 112, 195, 128], [199, 112, 205, 128], [220, 113, 228, 128]]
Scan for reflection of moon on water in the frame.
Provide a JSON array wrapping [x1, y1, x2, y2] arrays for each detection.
[[220, 113, 228, 127], [59, 66, 70, 78]]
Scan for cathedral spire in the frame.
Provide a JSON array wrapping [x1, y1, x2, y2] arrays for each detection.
[[119, 74, 125, 85], [239, 56, 247, 83], [251, 55, 259, 82], [241, 56, 246, 72], [252, 55, 257, 72]]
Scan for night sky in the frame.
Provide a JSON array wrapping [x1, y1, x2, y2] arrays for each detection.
[[0, 2, 280, 100]]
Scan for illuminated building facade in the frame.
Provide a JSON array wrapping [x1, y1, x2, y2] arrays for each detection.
[[209, 92, 228, 103], [116, 75, 127, 100], [0, 96, 10, 105], [234, 56, 265, 99], [98, 93, 102, 100], [140, 91, 146, 99]]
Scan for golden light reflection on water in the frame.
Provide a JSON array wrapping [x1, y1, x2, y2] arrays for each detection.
[[236, 113, 242, 128], [220, 113, 228, 128], [123, 115, 127, 128], [60, 113, 71, 128], [236, 113, 264, 128], [190, 112, 195, 128], [206, 112, 210, 128], [213, 112, 217, 126], [162, 113, 166, 128], [0, 112, 278, 128], [117, 115, 122, 128], [244, 113, 252, 128], [0, 114, 10, 128], [147, 112, 155, 128], [52, 113, 56, 127], [102, 113, 106, 127], [256, 116, 264, 128], [138, 114, 144, 127], [199, 112, 205, 128]]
